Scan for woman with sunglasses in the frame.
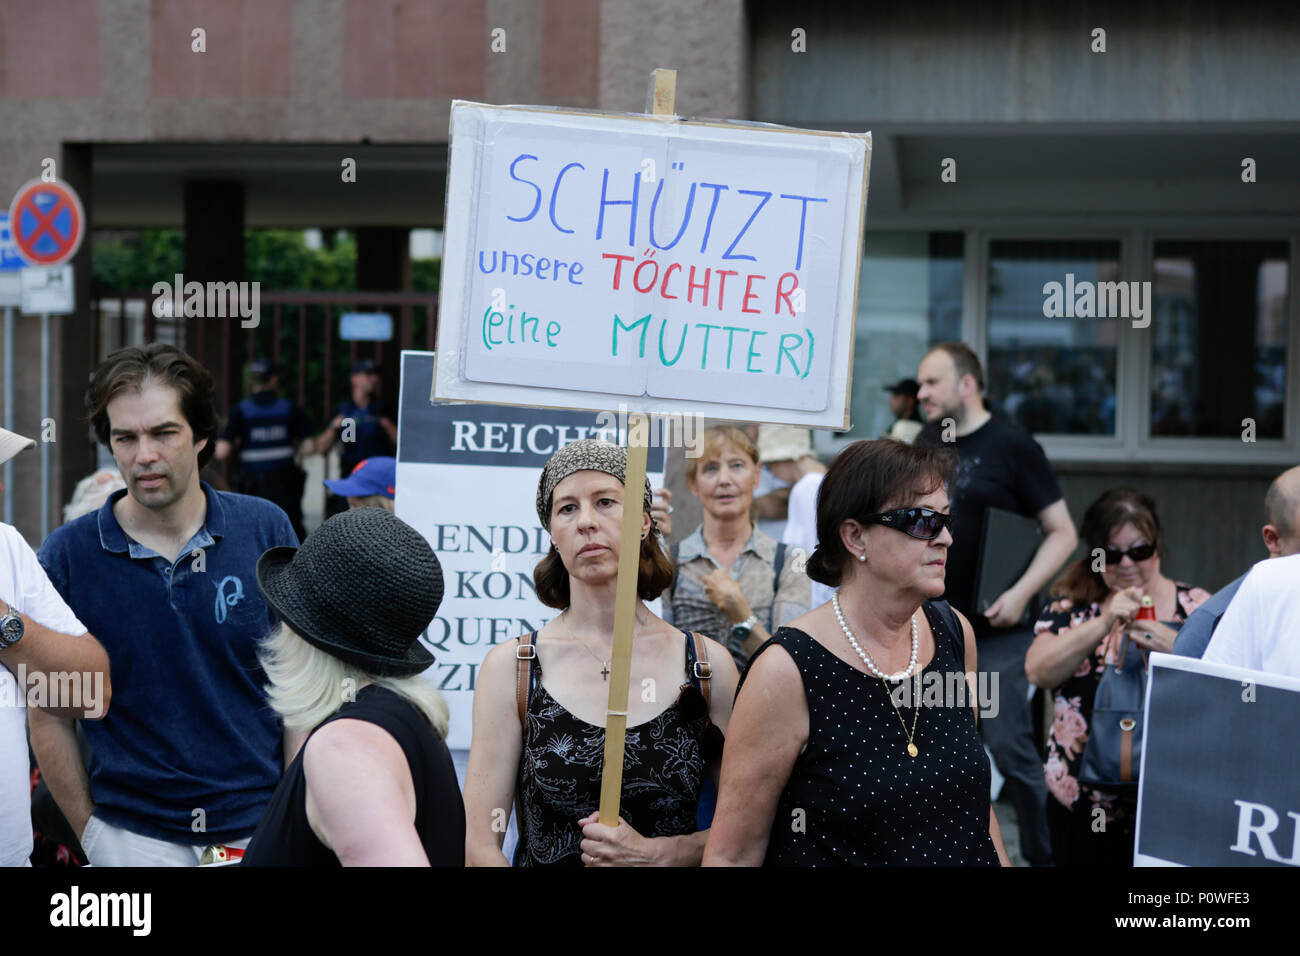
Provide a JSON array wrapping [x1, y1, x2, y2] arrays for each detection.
[[1025, 487, 1209, 866], [464, 440, 738, 867], [704, 439, 1011, 866]]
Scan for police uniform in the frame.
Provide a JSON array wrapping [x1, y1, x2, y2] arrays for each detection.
[[221, 391, 310, 540]]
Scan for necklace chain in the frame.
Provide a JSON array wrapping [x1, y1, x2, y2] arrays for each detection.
[[832, 594, 922, 756], [882, 672, 922, 757]]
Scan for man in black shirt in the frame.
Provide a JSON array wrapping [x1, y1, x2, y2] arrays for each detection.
[[915, 342, 1078, 866]]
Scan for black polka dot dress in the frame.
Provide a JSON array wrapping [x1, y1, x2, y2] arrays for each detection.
[[751, 601, 999, 867]]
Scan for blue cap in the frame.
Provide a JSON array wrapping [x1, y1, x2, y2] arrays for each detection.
[[249, 358, 278, 379], [323, 456, 396, 499]]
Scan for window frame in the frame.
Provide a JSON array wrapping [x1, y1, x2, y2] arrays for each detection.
[[1134, 229, 1296, 463], [979, 229, 1132, 453], [818, 223, 1299, 466]]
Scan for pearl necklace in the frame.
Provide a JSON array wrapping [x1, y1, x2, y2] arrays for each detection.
[[832, 593, 919, 682]]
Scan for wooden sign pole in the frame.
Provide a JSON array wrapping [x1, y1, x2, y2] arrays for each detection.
[[598, 69, 676, 827]]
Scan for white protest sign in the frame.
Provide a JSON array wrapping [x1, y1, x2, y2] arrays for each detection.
[[434, 102, 870, 429], [396, 352, 666, 750]]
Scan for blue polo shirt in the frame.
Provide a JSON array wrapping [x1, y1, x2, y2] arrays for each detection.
[[38, 482, 298, 844]]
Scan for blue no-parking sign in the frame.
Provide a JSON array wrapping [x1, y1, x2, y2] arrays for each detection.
[[0, 214, 25, 272], [0, 215, 22, 306]]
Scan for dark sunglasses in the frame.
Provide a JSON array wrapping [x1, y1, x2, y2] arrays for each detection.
[[862, 507, 952, 540], [1103, 543, 1157, 564]]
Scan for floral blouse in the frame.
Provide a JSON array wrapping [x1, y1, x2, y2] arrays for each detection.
[[1036, 583, 1210, 822]]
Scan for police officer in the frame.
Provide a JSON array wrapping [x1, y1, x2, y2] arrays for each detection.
[[215, 358, 312, 540], [312, 359, 398, 519]]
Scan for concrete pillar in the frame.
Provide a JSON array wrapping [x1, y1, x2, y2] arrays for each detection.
[[56, 143, 99, 526], [183, 180, 245, 419], [354, 226, 409, 411]]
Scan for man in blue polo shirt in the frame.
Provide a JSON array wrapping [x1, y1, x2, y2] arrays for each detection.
[[30, 343, 298, 866]]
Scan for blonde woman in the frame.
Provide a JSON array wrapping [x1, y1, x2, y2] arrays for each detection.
[[667, 426, 810, 672], [242, 507, 464, 866], [322, 456, 396, 512]]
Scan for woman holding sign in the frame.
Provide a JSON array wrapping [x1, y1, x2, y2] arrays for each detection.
[[703, 439, 1010, 866], [464, 439, 738, 867]]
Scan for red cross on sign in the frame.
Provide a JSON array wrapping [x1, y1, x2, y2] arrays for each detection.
[[8, 179, 85, 267]]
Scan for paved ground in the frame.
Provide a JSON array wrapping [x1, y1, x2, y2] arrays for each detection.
[[995, 798, 1029, 867]]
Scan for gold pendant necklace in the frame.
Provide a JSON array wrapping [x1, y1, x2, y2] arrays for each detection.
[[882, 671, 922, 757]]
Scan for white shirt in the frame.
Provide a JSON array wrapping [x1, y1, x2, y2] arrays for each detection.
[[0, 522, 87, 867], [887, 419, 924, 444], [782, 473, 835, 608], [755, 466, 790, 542], [1202, 553, 1300, 680]]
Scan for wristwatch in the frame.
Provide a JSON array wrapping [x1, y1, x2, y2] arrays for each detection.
[[0, 603, 24, 650], [730, 613, 759, 643]]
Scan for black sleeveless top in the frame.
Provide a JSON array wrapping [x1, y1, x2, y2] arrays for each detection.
[[513, 631, 711, 867], [752, 601, 999, 867], [242, 685, 465, 866]]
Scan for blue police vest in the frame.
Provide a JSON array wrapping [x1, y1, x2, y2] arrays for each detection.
[[237, 396, 295, 474]]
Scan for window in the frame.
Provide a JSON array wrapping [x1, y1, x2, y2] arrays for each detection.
[[985, 239, 1121, 436], [1150, 240, 1289, 439], [841, 231, 962, 441]]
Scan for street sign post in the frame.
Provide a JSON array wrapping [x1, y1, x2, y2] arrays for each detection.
[[8, 178, 86, 540], [8, 180, 85, 267]]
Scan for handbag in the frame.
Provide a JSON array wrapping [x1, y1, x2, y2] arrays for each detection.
[[1077, 630, 1147, 793]]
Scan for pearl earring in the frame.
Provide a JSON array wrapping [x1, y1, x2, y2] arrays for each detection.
[[858, 552, 866, 562]]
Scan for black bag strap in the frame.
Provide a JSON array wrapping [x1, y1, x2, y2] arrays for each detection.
[[933, 600, 966, 670], [683, 630, 712, 705], [770, 541, 788, 632]]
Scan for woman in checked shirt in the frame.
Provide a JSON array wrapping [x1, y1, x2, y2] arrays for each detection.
[[665, 426, 811, 673]]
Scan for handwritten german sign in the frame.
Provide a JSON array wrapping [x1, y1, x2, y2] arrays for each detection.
[[434, 102, 870, 429]]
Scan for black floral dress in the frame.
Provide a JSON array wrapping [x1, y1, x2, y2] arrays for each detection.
[[513, 632, 712, 867], [1036, 583, 1209, 866]]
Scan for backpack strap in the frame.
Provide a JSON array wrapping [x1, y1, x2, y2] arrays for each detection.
[[685, 630, 712, 708], [770, 541, 788, 632], [515, 631, 537, 729]]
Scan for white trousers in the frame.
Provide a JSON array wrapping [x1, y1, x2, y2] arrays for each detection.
[[80, 814, 250, 867]]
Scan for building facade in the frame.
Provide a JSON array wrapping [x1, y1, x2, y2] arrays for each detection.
[[0, 0, 1295, 592]]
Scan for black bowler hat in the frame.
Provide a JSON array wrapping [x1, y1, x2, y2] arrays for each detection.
[[256, 508, 442, 677], [883, 378, 920, 399]]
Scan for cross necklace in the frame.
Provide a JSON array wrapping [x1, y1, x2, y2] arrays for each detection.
[[563, 608, 648, 681], [577, 641, 611, 680]]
